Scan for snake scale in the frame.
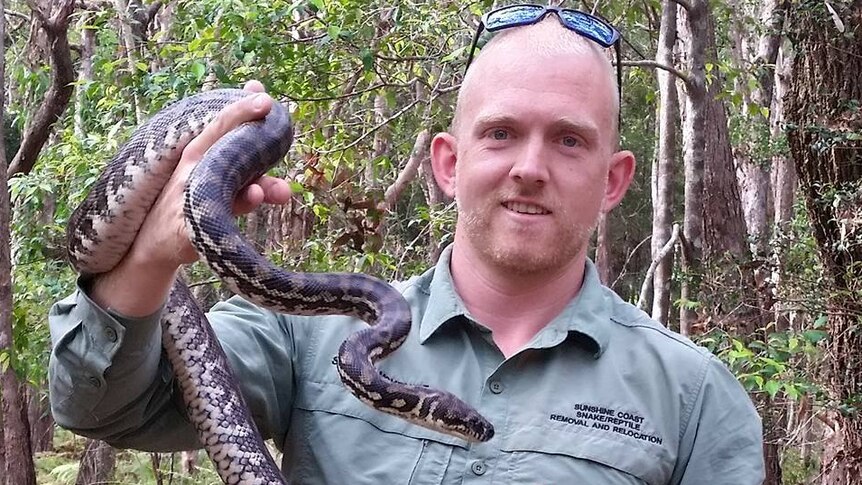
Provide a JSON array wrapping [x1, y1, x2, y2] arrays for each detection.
[[66, 89, 494, 485]]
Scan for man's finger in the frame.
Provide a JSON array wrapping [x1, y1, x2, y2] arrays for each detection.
[[181, 93, 273, 164], [244, 80, 265, 93], [256, 176, 293, 204]]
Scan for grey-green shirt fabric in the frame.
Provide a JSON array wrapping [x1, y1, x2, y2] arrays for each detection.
[[49, 247, 765, 484]]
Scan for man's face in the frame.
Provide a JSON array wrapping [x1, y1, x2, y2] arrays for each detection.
[[446, 47, 627, 275]]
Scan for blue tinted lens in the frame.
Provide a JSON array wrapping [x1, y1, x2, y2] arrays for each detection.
[[485, 5, 545, 31], [559, 10, 619, 47]]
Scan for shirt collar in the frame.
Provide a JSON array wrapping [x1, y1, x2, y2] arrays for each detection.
[[418, 245, 611, 357]]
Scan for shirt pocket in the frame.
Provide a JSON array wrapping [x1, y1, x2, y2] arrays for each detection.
[[501, 426, 665, 485], [289, 379, 459, 485]]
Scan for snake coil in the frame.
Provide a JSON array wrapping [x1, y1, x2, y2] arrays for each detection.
[[67, 89, 494, 485]]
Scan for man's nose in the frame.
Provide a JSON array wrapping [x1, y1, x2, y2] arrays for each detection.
[[508, 138, 549, 186]]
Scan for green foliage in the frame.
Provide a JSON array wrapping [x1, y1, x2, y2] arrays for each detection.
[[37, 430, 227, 484], [700, 325, 826, 400]]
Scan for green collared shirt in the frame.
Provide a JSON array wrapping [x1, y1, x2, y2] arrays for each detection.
[[48, 247, 764, 484]]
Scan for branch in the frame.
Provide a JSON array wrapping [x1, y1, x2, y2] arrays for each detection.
[[287, 78, 416, 102], [318, 98, 421, 154], [8, 0, 76, 177], [145, 0, 162, 24], [668, 0, 692, 12], [637, 223, 681, 311], [382, 129, 430, 210], [621, 59, 692, 85], [4, 8, 28, 20]]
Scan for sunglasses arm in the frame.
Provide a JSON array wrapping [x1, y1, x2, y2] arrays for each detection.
[[464, 24, 485, 70]]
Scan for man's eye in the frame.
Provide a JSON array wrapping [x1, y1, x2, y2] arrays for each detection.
[[562, 136, 578, 147], [492, 129, 508, 140]]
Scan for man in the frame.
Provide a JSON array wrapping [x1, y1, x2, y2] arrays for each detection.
[[49, 7, 765, 484]]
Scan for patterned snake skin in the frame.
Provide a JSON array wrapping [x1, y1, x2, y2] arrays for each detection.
[[66, 89, 494, 484]]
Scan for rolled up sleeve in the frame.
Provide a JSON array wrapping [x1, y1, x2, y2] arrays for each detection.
[[48, 280, 297, 452]]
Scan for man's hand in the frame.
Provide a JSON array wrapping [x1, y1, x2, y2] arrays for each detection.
[[90, 81, 293, 317]]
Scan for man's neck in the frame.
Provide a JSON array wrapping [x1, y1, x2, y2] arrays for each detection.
[[449, 241, 587, 358]]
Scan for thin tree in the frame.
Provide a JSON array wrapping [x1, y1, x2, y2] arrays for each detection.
[[0, 0, 37, 480]]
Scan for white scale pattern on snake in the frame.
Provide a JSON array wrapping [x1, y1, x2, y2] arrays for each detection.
[[66, 89, 495, 485]]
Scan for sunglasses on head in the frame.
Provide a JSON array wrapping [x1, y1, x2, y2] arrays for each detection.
[[464, 4, 623, 122]]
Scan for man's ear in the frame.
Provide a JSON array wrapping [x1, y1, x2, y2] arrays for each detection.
[[430, 132, 457, 198], [602, 150, 636, 213]]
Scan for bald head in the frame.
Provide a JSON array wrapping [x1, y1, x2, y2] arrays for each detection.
[[453, 18, 620, 142]]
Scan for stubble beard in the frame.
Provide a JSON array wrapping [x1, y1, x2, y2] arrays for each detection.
[[457, 197, 599, 276]]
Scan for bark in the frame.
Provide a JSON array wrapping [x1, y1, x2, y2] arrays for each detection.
[[150, 0, 174, 72], [419, 144, 447, 263], [73, 8, 95, 139], [27, 385, 52, 453], [735, 0, 789, 258], [367, 93, 390, 189], [594, 213, 611, 285], [7, 0, 76, 177], [651, 0, 678, 325], [0, 413, 4, 481], [771, 47, 795, 333], [785, 1, 862, 482], [676, 0, 708, 335], [181, 450, 198, 475], [772, 47, 795, 228], [113, 0, 144, 123], [1, 1, 37, 480], [382, 129, 429, 210], [640, 224, 681, 312], [75, 439, 116, 485], [702, 71, 748, 260]]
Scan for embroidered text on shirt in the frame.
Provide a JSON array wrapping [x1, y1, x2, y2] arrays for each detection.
[[549, 402, 664, 445]]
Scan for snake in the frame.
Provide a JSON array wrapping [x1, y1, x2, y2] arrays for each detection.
[[66, 88, 495, 485]]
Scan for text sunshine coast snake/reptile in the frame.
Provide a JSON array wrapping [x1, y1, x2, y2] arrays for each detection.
[[66, 89, 494, 484]]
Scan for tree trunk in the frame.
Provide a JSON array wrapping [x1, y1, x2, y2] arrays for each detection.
[[0, 412, 4, 480], [771, 48, 795, 229], [75, 439, 116, 485], [73, 9, 96, 139], [676, 0, 708, 335], [0, 1, 37, 481], [734, 0, 787, 258], [594, 213, 612, 285], [651, 0, 678, 325], [771, 47, 795, 333], [27, 385, 53, 453], [113, 0, 145, 123], [785, 1, 862, 483], [7, 0, 76, 177]]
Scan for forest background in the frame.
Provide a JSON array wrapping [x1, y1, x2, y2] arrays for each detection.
[[0, 0, 860, 483]]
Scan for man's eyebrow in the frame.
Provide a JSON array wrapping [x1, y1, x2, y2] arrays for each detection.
[[473, 113, 601, 142], [550, 117, 600, 142], [472, 113, 519, 131]]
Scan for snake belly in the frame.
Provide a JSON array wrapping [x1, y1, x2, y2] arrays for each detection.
[[67, 88, 494, 485]]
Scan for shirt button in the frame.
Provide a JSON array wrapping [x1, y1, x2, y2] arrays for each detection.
[[489, 380, 504, 394], [471, 460, 487, 475], [104, 327, 118, 343]]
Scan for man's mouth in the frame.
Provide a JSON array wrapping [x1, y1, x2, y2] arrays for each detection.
[[503, 201, 551, 215]]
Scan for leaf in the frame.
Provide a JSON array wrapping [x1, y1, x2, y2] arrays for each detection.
[[802, 330, 829, 344], [360, 48, 374, 72], [784, 383, 801, 400], [190, 62, 207, 81], [764, 379, 782, 398], [308, 0, 325, 12]]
